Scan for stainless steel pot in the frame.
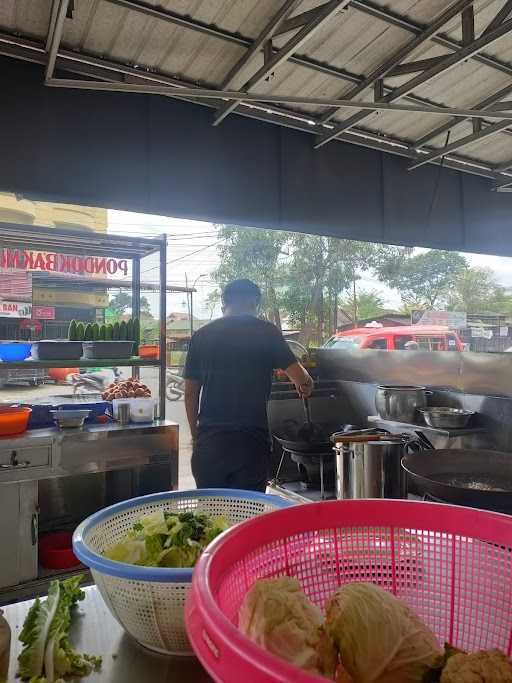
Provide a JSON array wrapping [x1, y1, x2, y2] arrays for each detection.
[[335, 436, 409, 499], [375, 385, 429, 423]]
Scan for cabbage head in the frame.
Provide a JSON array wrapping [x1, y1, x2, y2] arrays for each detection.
[[325, 583, 442, 683], [239, 577, 326, 673]]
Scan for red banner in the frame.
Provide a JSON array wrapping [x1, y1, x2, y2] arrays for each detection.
[[0, 249, 128, 276], [32, 306, 55, 320]]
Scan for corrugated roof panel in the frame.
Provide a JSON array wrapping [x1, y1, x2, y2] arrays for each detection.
[[160, 32, 242, 84], [407, 58, 512, 109], [377, 0, 462, 25], [61, 0, 101, 49], [191, 0, 276, 39], [0, 1, 16, 31], [298, 6, 412, 77], [0, 0, 50, 40], [460, 133, 512, 164]]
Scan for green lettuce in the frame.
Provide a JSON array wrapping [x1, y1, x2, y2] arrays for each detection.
[[103, 510, 230, 568], [18, 576, 101, 683]]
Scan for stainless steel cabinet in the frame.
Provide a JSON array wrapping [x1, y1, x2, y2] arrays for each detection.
[[0, 481, 38, 588]]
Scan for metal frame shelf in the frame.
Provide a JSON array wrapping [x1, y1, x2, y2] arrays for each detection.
[[0, 222, 168, 417], [0, 358, 160, 369]]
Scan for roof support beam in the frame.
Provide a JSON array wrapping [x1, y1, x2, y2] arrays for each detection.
[[44, 78, 512, 120], [316, 0, 475, 127], [409, 119, 512, 170], [462, 5, 475, 44], [45, 0, 69, 80], [274, 6, 326, 37], [212, 0, 350, 126], [103, 0, 512, 125], [351, 0, 512, 78], [494, 176, 512, 190], [0, 31, 501, 182], [215, 0, 300, 93], [315, 12, 512, 148], [42, 77, 500, 180], [414, 82, 512, 148], [45, 0, 60, 52], [388, 57, 448, 78], [482, 0, 512, 36]]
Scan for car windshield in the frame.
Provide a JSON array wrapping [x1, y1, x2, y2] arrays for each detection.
[[324, 335, 362, 349]]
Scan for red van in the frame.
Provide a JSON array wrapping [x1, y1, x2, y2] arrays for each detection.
[[324, 325, 465, 351]]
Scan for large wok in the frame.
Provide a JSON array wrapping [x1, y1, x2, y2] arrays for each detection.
[[402, 449, 512, 512], [273, 434, 332, 454]]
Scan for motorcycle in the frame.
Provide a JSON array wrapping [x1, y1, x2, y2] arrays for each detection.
[[71, 367, 121, 395], [166, 368, 185, 401]]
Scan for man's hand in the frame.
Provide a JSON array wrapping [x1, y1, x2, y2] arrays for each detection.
[[296, 374, 314, 398], [284, 362, 314, 399]]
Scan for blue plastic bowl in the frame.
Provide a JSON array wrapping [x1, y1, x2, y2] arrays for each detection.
[[0, 342, 32, 361]]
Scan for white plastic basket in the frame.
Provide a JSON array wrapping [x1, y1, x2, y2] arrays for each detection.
[[73, 489, 292, 655]]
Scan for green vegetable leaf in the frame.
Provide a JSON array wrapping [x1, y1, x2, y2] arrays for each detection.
[[103, 510, 230, 568], [18, 577, 100, 683], [18, 581, 60, 680], [104, 539, 147, 565], [144, 534, 164, 566], [139, 511, 168, 537]]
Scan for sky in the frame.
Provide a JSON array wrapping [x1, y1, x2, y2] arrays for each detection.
[[107, 209, 512, 318]]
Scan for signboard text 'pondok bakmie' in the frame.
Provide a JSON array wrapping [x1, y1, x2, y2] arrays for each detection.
[[0, 249, 128, 276]]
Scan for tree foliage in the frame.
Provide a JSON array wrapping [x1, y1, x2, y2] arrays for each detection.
[[214, 225, 288, 327], [212, 226, 405, 342], [340, 289, 388, 321], [375, 250, 468, 308], [109, 292, 152, 317], [211, 226, 512, 343], [447, 267, 512, 315]]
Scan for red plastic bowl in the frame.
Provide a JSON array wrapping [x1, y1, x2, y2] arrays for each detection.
[[0, 406, 31, 436], [39, 532, 81, 570]]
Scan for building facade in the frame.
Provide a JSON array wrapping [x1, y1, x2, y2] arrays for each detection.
[[0, 193, 109, 339]]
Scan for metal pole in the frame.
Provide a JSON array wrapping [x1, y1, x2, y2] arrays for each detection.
[[353, 279, 358, 328], [132, 256, 141, 380], [190, 291, 194, 337], [159, 235, 167, 421]]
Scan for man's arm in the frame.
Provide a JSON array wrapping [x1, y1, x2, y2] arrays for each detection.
[[284, 361, 314, 398], [184, 379, 201, 443]]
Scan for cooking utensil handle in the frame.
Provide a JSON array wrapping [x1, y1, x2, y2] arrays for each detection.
[[303, 398, 312, 424], [334, 434, 390, 444], [330, 428, 381, 443]]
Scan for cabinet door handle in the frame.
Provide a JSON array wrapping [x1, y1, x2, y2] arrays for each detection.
[[31, 513, 38, 546]]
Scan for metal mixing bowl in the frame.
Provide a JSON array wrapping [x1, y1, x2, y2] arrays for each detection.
[[419, 407, 475, 430], [50, 409, 91, 429]]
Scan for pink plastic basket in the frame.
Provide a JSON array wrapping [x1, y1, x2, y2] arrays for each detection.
[[186, 499, 512, 683]]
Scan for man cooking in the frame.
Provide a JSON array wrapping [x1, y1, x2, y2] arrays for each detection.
[[184, 279, 314, 491]]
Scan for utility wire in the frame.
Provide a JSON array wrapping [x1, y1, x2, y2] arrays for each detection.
[[142, 238, 226, 274]]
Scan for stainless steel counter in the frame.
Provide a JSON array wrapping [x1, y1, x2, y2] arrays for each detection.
[[0, 420, 179, 483], [3, 586, 211, 682], [0, 421, 179, 599]]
